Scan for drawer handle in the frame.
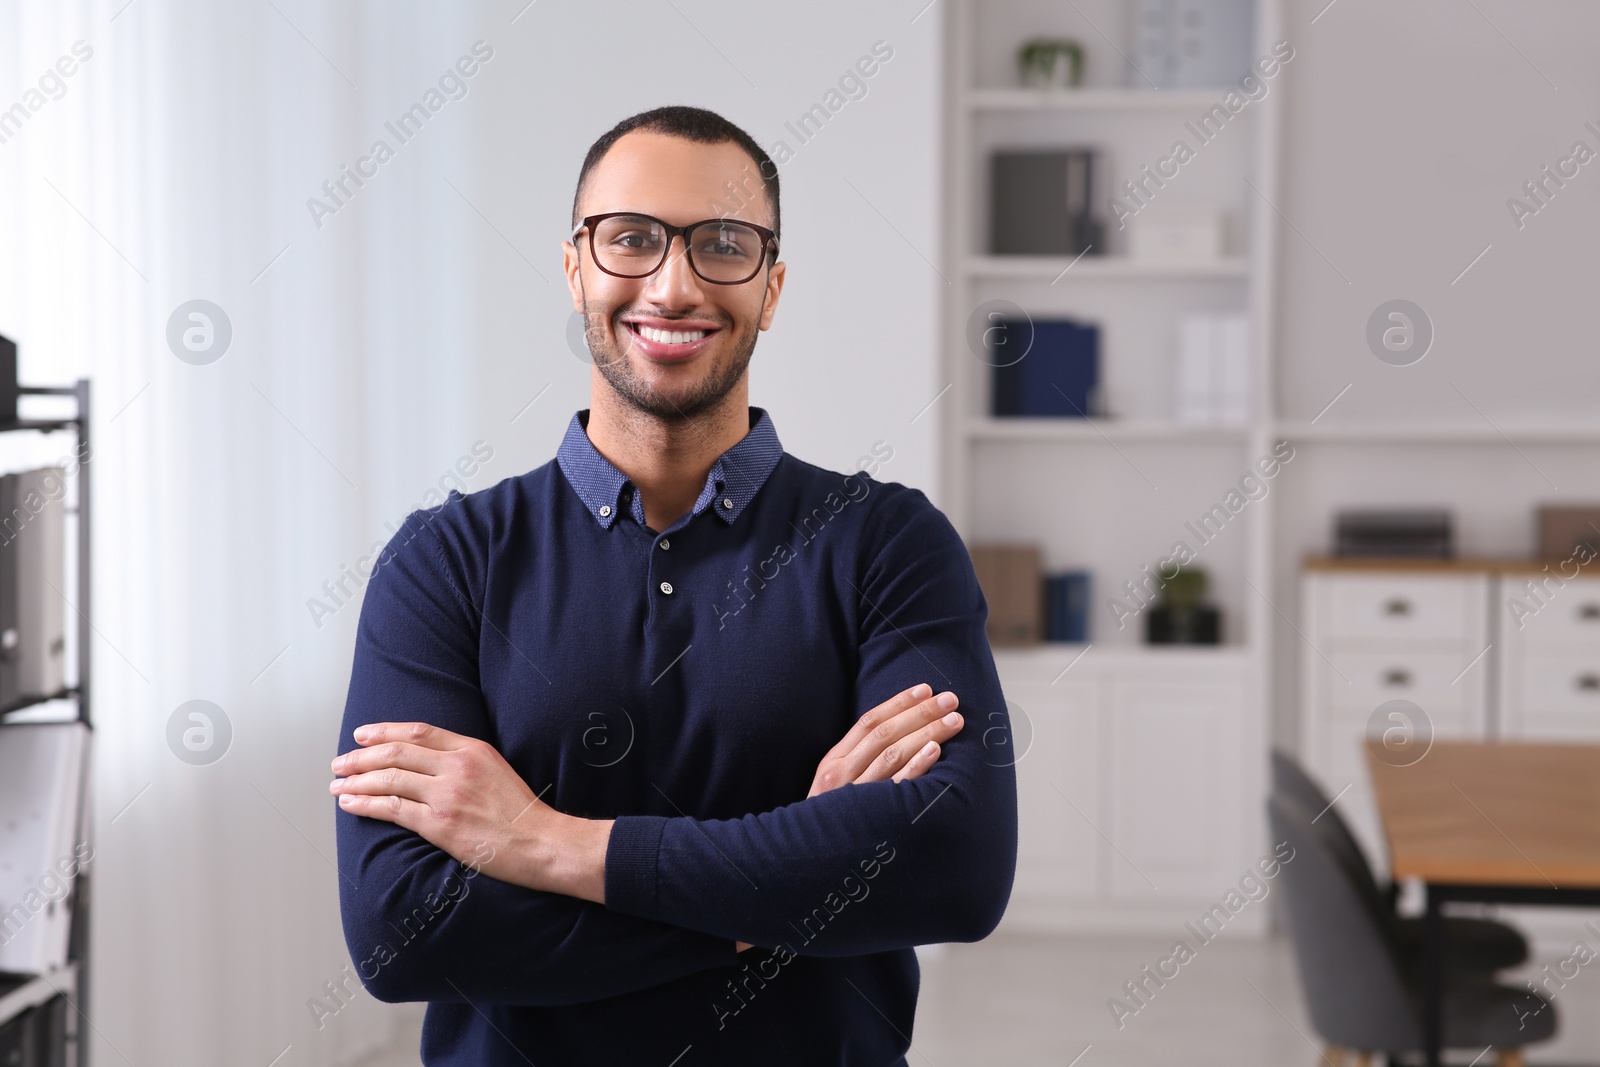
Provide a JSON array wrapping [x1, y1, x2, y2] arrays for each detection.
[[1580, 604, 1600, 621], [1383, 598, 1412, 617], [1577, 673, 1600, 692], [1383, 668, 1412, 688]]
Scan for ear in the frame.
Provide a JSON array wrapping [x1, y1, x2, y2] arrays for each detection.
[[562, 240, 584, 312], [757, 258, 786, 331]]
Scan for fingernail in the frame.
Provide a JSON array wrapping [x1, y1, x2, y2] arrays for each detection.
[[338, 794, 353, 805], [920, 740, 937, 756], [328, 780, 341, 793], [354, 727, 371, 743], [332, 755, 345, 772], [936, 692, 957, 711], [912, 683, 931, 699], [943, 711, 961, 726]]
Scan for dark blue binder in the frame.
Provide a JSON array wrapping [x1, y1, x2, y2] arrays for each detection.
[[1045, 572, 1090, 642], [990, 318, 1099, 417]]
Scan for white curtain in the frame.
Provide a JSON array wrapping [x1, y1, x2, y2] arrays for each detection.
[[2, 2, 481, 1063]]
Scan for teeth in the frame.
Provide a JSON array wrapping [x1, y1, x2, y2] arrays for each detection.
[[636, 324, 708, 345]]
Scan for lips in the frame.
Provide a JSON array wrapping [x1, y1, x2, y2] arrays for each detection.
[[621, 318, 721, 363]]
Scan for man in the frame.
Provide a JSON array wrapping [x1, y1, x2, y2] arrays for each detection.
[[332, 105, 1017, 1066]]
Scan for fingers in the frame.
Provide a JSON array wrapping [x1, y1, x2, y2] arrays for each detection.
[[331, 766, 435, 805], [349, 721, 460, 750], [823, 684, 932, 761], [890, 739, 941, 785], [846, 690, 964, 785], [333, 787, 426, 830], [333, 739, 444, 777]]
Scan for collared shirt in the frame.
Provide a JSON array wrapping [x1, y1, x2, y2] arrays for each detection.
[[555, 406, 785, 532], [335, 405, 1017, 1067]]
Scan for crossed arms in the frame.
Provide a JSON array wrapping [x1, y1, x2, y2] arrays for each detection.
[[331, 493, 1017, 1005]]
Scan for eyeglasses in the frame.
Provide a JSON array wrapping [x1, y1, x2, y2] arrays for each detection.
[[571, 212, 778, 286]]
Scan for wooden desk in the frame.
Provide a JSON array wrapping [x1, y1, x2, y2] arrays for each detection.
[[1367, 739, 1600, 1067]]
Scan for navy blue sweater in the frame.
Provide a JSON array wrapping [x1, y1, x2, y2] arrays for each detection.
[[334, 407, 1018, 1066]]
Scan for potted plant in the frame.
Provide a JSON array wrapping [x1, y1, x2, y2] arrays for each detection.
[[1017, 38, 1085, 89], [1145, 565, 1222, 645]]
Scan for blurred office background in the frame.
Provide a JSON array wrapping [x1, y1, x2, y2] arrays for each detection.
[[1, 1, 1598, 1065]]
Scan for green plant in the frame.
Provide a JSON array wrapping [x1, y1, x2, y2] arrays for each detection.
[[1159, 565, 1208, 608], [1017, 38, 1084, 89]]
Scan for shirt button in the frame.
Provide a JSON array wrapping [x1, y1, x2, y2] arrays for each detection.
[[659, 539, 670, 550], [599, 505, 612, 518], [659, 581, 674, 595], [721, 498, 733, 510]]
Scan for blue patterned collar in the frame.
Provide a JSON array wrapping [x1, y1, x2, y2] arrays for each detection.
[[556, 407, 784, 530]]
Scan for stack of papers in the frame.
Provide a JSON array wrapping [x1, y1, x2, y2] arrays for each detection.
[[0, 721, 89, 975], [1175, 313, 1251, 425]]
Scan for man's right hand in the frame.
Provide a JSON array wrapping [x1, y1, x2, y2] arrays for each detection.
[[734, 684, 964, 954]]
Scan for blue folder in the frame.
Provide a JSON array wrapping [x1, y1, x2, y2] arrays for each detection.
[[990, 318, 1099, 417]]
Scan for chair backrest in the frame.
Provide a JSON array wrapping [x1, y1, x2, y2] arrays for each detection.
[[1267, 791, 1420, 1052], [1270, 748, 1389, 905]]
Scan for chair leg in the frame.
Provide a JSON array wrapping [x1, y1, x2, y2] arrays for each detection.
[[1496, 1051, 1525, 1067], [1321, 1047, 1345, 1067]]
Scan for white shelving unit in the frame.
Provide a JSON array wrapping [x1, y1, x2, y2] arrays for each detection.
[[940, 0, 1285, 931]]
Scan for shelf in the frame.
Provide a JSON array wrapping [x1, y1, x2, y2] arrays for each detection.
[[966, 255, 1249, 281], [964, 87, 1244, 113], [967, 418, 1252, 443], [0, 688, 81, 723], [0, 963, 75, 1028], [1276, 422, 1600, 444], [994, 644, 1253, 670], [0, 418, 80, 435], [1303, 556, 1583, 575]]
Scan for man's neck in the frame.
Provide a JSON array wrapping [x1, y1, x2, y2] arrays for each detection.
[[583, 390, 752, 533]]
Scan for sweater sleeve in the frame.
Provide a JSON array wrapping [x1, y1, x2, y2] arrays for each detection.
[[334, 506, 738, 1005], [602, 488, 1019, 954]]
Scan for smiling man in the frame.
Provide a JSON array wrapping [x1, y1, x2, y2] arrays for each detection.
[[332, 105, 1018, 1066]]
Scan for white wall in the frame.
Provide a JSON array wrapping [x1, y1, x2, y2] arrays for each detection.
[[1268, 1, 1600, 743], [1, 3, 941, 1066], [457, 2, 944, 500]]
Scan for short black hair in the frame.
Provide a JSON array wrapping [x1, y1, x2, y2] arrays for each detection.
[[571, 105, 781, 242]]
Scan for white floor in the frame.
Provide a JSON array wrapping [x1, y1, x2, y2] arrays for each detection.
[[347, 931, 1600, 1066]]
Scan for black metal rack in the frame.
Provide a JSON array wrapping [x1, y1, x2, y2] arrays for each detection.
[[0, 379, 92, 1067]]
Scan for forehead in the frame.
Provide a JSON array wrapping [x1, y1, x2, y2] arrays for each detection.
[[580, 129, 772, 228]]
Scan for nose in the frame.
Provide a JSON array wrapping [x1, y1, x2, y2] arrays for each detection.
[[640, 233, 706, 307]]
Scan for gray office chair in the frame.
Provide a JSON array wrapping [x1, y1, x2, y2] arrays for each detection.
[[1268, 792, 1555, 1067], [1270, 748, 1528, 972]]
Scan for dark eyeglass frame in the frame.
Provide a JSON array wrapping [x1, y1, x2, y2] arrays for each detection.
[[571, 211, 779, 286]]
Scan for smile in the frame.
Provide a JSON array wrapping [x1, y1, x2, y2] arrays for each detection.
[[621, 319, 722, 362], [631, 323, 712, 344]]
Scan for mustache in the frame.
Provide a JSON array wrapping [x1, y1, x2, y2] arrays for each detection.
[[615, 310, 729, 329]]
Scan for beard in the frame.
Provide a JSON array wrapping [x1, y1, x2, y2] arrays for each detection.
[[583, 298, 760, 423]]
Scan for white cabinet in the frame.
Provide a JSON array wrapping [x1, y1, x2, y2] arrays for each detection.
[[997, 649, 1257, 932], [1301, 564, 1600, 877], [1108, 677, 1245, 899], [1006, 675, 1102, 912], [1300, 567, 1491, 874], [1500, 575, 1600, 740]]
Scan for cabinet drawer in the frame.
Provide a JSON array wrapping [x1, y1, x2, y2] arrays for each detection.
[[1507, 577, 1600, 648], [1319, 651, 1478, 721], [1318, 574, 1479, 644], [1318, 575, 1478, 643], [1515, 653, 1600, 717]]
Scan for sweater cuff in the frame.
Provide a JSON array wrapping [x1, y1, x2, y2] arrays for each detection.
[[604, 814, 670, 920]]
